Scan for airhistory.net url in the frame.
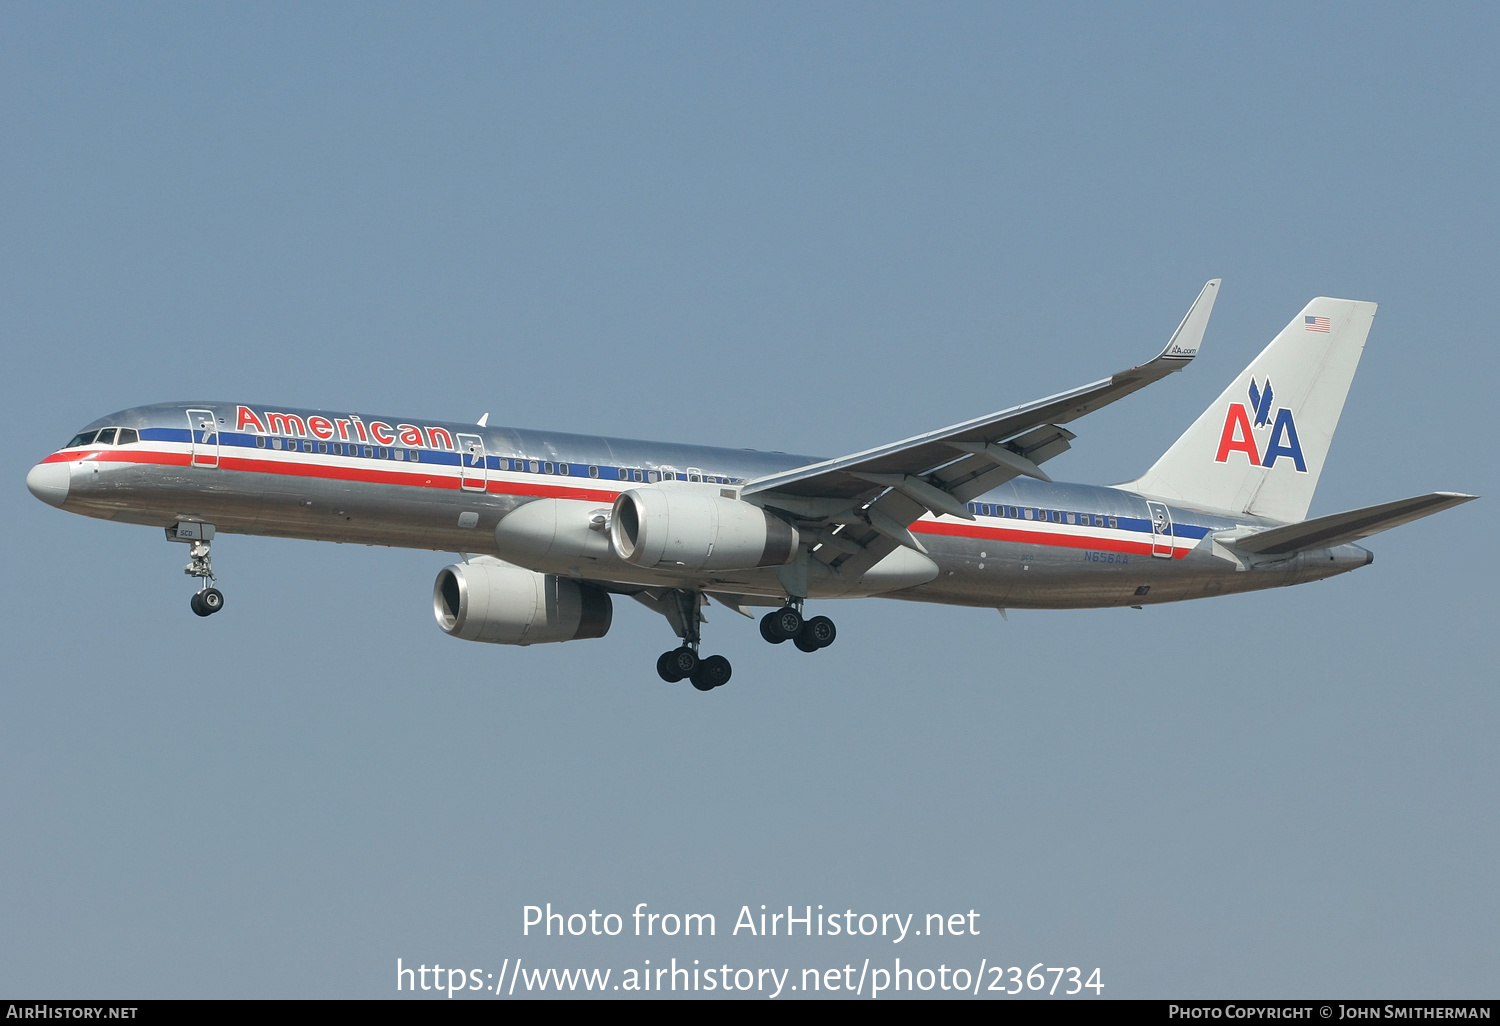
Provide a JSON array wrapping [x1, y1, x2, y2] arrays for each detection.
[[396, 958, 1104, 998]]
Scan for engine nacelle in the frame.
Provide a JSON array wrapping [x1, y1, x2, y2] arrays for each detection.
[[433, 561, 612, 645], [610, 486, 799, 571]]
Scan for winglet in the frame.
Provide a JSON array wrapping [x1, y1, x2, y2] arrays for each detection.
[[1156, 279, 1220, 365]]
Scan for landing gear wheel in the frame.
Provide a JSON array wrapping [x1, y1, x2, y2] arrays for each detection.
[[199, 588, 224, 615], [657, 647, 699, 683], [759, 611, 786, 644], [190, 592, 208, 617], [794, 633, 821, 653], [762, 606, 803, 643], [690, 654, 732, 690], [802, 615, 835, 649]]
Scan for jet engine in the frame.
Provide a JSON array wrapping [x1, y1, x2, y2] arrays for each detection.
[[610, 486, 799, 571], [432, 561, 612, 645]]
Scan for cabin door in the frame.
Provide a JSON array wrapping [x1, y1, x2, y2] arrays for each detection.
[[1147, 501, 1174, 558], [187, 409, 219, 468], [457, 433, 488, 491]]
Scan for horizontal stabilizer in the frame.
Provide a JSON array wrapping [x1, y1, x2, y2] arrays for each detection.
[[1229, 492, 1477, 555]]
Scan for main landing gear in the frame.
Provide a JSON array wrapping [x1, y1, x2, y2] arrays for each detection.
[[166, 521, 225, 618], [655, 647, 733, 691], [759, 604, 836, 653], [642, 589, 733, 691]]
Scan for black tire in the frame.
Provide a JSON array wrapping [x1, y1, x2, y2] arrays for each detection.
[[691, 654, 732, 690], [190, 592, 209, 617], [656, 651, 685, 683], [658, 647, 698, 682], [770, 606, 803, 641], [794, 633, 821, 653], [803, 614, 836, 648], [199, 588, 224, 614], [759, 611, 787, 644]]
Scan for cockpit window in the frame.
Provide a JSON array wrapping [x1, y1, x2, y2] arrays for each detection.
[[95, 428, 118, 445], [117, 428, 139, 445], [66, 430, 98, 448]]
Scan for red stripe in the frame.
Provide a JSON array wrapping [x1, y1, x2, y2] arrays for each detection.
[[44, 447, 1187, 558], [44, 447, 623, 503], [914, 517, 1188, 558]]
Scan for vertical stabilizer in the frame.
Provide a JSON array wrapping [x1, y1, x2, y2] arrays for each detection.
[[1128, 297, 1376, 523]]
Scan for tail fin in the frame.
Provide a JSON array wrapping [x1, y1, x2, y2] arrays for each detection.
[[1128, 296, 1377, 522]]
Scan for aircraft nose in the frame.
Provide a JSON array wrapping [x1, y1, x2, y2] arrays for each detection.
[[26, 460, 70, 508]]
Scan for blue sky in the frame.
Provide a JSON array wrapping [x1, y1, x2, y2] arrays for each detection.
[[2, 3, 1495, 998]]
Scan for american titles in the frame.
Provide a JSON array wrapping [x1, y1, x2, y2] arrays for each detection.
[[235, 405, 457, 451]]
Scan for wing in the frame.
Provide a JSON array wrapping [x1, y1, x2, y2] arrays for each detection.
[[740, 280, 1221, 577]]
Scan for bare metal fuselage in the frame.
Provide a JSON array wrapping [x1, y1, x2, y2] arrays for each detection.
[[35, 401, 1372, 612]]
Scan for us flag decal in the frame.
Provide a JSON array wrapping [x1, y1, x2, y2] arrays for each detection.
[[1305, 316, 1331, 332]]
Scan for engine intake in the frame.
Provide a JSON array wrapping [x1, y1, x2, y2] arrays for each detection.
[[433, 561, 612, 645], [610, 486, 799, 571]]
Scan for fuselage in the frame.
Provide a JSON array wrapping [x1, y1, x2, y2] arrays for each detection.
[[28, 401, 1373, 610]]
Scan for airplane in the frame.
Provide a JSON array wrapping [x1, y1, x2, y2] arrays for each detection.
[[25, 281, 1475, 691]]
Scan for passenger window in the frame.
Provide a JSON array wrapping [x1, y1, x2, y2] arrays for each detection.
[[1108, 517, 1118, 529], [411, 451, 420, 462], [634, 470, 644, 482], [272, 438, 283, 450], [648, 471, 660, 483], [304, 441, 314, 452], [1024, 508, 1034, 520], [256, 436, 266, 448], [588, 466, 599, 478], [319, 442, 328, 454], [364, 446, 373, 458], [559, 463, 570, 475], [1066, 512, 1076, 524], [544, 462, 554, 474]]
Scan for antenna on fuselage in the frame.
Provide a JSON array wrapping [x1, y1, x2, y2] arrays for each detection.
[[477, 413, 489, 427]]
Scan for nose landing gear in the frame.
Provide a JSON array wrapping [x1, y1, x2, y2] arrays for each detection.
[[167, 521, 225, 617], [190, 587, 225, 617]]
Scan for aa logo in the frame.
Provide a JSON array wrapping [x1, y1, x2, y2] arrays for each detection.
[[1214, 378, 1307, 471]]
